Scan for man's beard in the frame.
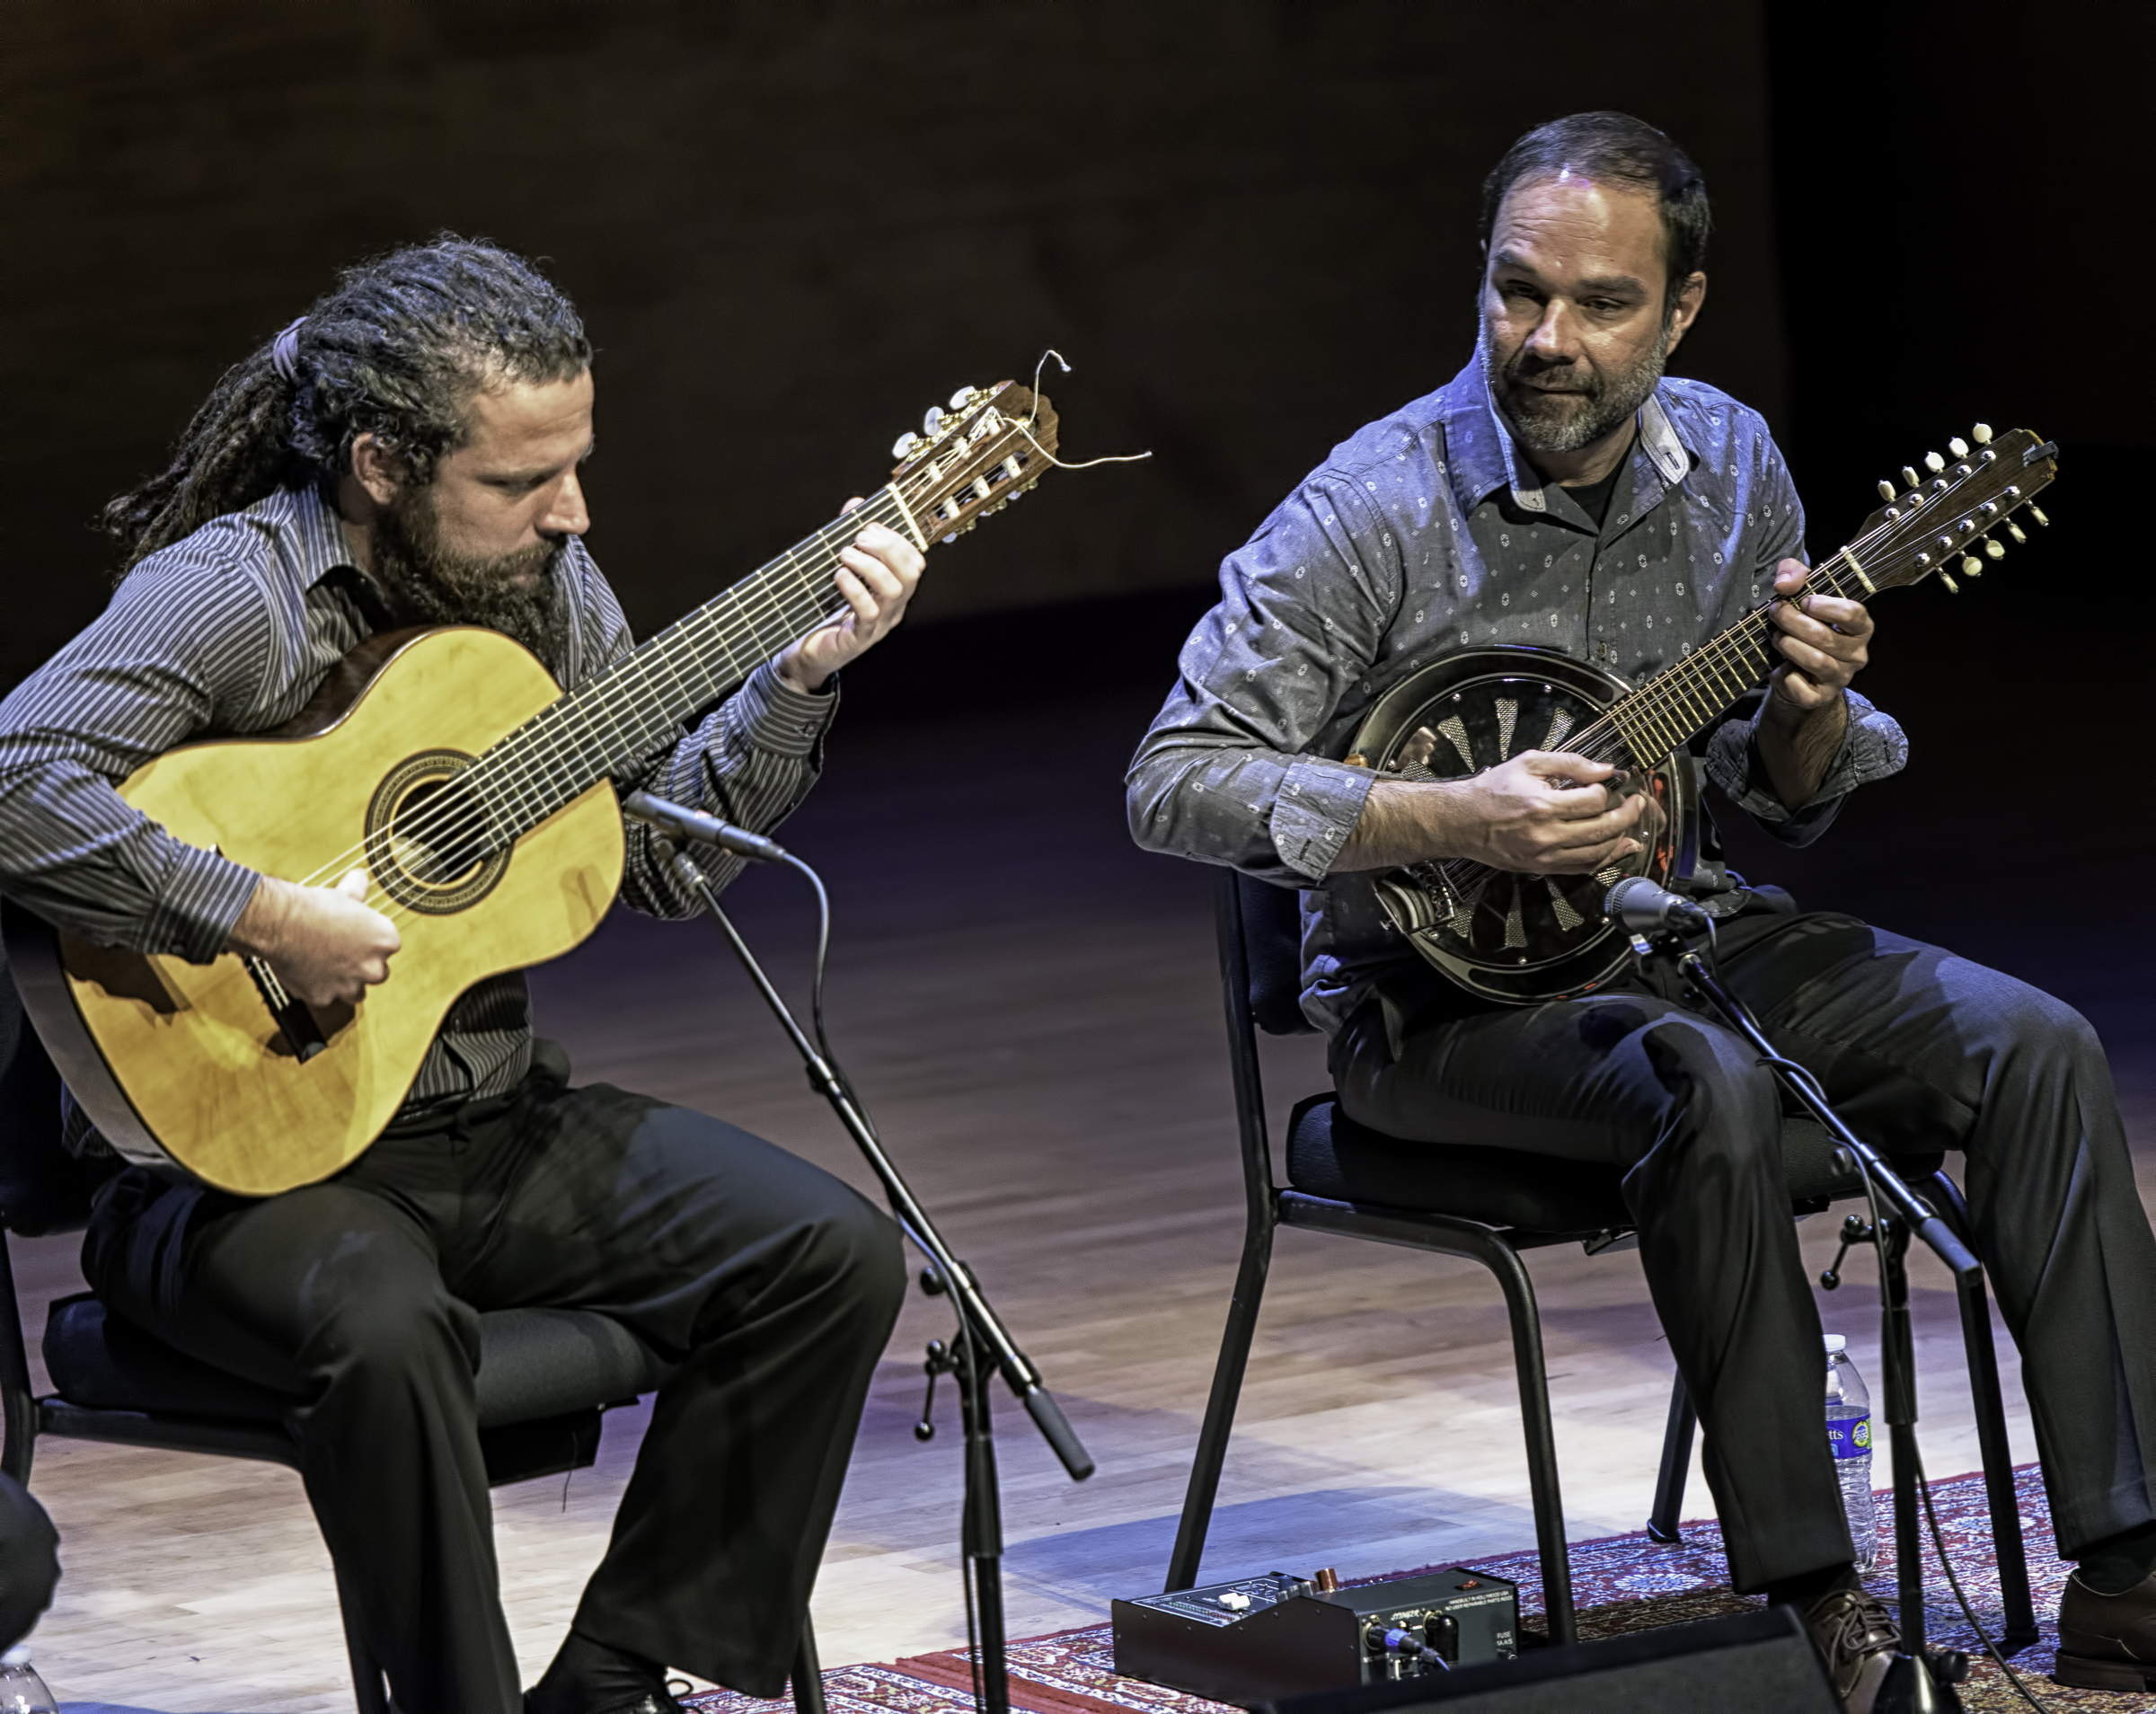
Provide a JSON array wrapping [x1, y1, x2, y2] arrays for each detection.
[[1480, 315, 1673, 456], [371, 488, 570, 674]]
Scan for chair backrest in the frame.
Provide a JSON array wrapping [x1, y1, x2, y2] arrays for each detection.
[[0, 942, 108, 1237], [1226, 871, 1315, 1038]]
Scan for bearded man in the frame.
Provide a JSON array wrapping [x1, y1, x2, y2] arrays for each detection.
[[1128, 112, 2156, 1710], [0, 239, 916, 1714]]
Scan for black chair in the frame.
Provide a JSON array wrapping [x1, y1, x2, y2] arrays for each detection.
[[0, 950, 830, 1714], [1167, 870, 2036, 1651]]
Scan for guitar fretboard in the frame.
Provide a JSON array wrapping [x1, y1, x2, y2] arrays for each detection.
[[1583, 550, 1870, 769], [467, 483, 926, 846]]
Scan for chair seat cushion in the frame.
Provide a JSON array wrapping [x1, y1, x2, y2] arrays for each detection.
[[1286, 1096, 1631, 1231], [1286, 1097, 1948, 1231], [43, 1296, 674, 1428]]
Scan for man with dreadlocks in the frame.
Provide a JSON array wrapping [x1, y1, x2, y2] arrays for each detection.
[[0, 238, 922, 1714]]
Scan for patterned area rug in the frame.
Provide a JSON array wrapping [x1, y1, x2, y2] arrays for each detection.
[[685, 1464, 2128, 1713]]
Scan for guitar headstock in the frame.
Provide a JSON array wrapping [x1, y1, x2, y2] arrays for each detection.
[[888, 380, 1060, 544], [1838, 424, 2059, 596]]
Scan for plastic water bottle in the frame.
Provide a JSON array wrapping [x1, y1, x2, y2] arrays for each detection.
[[0, 1647, 57, 1713], [1825, 1333, 1878, 1569]]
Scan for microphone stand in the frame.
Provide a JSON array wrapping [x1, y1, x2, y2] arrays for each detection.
[[1627, 923, 1977, 1711], [649, 832, 1096, 1714]]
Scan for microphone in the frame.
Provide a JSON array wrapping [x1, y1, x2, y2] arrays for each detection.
[[1604, 875, 1713, 935], [621, 790, 788, 864]]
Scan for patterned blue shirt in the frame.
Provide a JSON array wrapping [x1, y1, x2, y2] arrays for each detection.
[[1127, 361, 1907, 1034]]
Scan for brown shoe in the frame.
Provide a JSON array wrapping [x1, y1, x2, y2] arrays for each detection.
[[2057, 1568, 2156, 1691], [1802, 1586, 1900, 1714]]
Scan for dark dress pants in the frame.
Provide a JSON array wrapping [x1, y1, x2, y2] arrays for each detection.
[[1332, 909, 2156, 1594], [82, 1069, 907, 1714]]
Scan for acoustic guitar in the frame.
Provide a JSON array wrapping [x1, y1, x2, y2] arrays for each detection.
[[1345, 424, 2059, 1003], [4, 380, 1059, 1195]]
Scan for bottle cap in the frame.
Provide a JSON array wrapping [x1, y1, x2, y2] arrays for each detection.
[[0, 1645, 27, 1665], [1823, 1333, 1847, 1354]]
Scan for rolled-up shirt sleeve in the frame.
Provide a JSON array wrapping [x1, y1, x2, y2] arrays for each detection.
[[1705, 688, 1909, 846], [0, 551, 274, 963], [1127, 480, 1395, 884]]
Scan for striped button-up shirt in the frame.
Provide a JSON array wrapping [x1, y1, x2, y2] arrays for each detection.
[[0, 484, 835, 1153], [1127, 361, 1907, 1035]]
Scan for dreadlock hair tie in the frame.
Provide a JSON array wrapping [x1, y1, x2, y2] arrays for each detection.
[[270, 316, 305, 383]]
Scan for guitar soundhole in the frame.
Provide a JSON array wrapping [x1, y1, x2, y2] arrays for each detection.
[[365, 749, 512, 915]]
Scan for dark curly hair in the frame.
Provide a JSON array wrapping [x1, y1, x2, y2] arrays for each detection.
[[1479, 111, 1711, 314], [102, 235, 592, 571]]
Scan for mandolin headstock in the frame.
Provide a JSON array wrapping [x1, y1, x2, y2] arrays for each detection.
[[1836, 424, 2059, 596], [886, 380, 1059, 545]]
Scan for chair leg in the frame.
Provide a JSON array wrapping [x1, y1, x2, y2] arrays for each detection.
[[1481, 1239, 1576, 1648], [1164, 1219, 1276, 1592], [791, 1612, 827, 1714], [1647, 1371, 1696, 1544], [1916, 1172, 2037, 1652]]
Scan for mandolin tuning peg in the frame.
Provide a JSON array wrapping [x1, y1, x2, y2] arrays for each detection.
[[1938, 569, 1960, 593], [890, 430, 921, 460], [1972, 423, 1993, 445], [922, 404, 944, 437], [1959, 554, 1983, 578], [2029, 505, 2049, 526], [1923, 451, 1946, 473], [1948, 437, 1969, 457], [1876, 480, 1896, 502], [2006, 520, 2027, 544], [1984, 537, 2005, 560], [949, 385, 978, 411], [1901, 465, 1922, 490]]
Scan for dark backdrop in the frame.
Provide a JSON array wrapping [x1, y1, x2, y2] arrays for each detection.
[[4, 0, 1786, 684], [4, 0, 2149, 1024]]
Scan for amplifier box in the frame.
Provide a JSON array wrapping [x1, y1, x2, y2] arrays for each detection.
[[1112, 1568, 1519, 1706]]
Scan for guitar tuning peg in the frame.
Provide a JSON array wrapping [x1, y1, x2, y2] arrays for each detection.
[[2006, 520, 2027, 544], [1948, 437, 1970, 457], [890, 430, 921, 460], [1959, 554, 1983, 578], [1972, 423, 1993, 445], [2029, 505, 2050, 526], [1901, 465, 1922, 490], [1984, 537, 2005, 560], [1938, 569, 1960, 594], [922, 404, 944, 437], [1923, 451, 1946, 473], [1876, 480, 1896, 502]]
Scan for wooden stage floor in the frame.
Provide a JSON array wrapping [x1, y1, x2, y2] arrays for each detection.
[[13, 683, 2153, 1712]]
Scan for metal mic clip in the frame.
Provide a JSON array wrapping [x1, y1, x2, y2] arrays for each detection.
[[622, 790, 788, 864]]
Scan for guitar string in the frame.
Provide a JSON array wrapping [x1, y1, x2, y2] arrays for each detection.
[[193, 425, 1032, 1008], [273, 446, 975, 898]]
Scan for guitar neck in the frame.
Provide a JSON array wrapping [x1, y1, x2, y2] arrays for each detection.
[[470, 484, 925, 841], [1583, 548, 1872, 769]]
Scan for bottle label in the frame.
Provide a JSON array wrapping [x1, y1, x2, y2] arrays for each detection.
[[1826, 1414, 1871, 1460]]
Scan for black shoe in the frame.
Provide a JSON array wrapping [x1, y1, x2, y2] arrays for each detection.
[[2056, 1567, 2156, 1691], [524, 1692, 684, 1714], [1801, 1586, 1900, 1714], [524, 1628, 686, 1714]]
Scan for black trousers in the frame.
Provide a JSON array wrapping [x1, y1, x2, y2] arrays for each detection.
[[1333, 909, 2156, 1594], [83, 1068, 907, 1714]]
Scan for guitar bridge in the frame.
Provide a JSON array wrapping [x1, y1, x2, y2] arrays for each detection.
[[243, 956, 329, 1062]]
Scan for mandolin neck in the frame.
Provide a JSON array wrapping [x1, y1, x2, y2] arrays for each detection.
[[1587, 547, 1871, 769], [468, 484, 925, 842]]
